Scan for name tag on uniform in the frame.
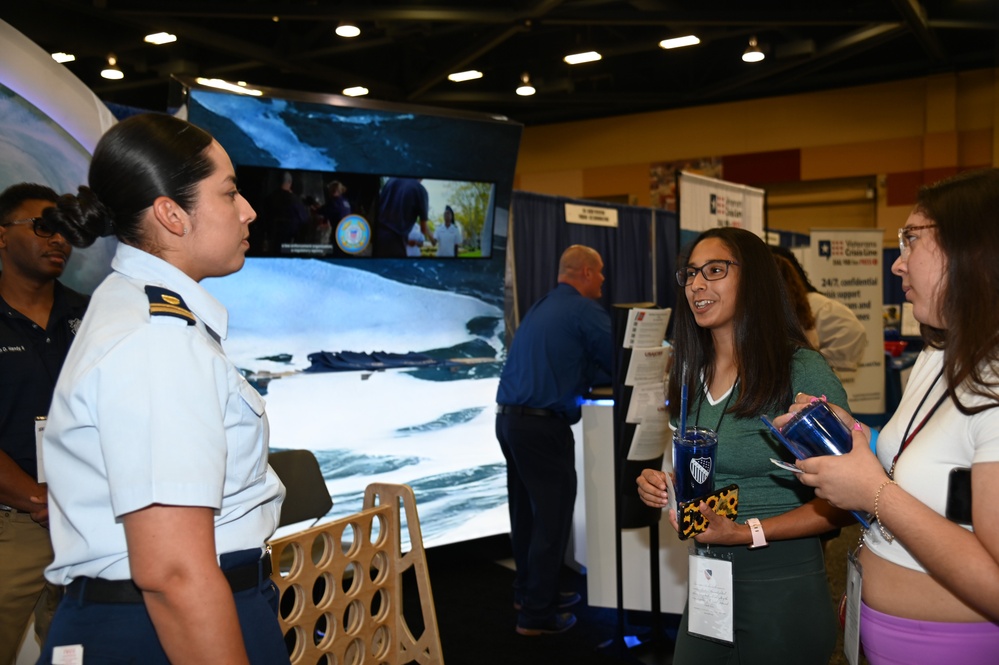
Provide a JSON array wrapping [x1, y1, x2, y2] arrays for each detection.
[[35, 417, 46, 483], [53, 644, 83, 664]]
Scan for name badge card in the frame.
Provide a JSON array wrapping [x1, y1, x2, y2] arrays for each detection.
[[687, 548, 734, 645], [35, 417, 46, 483]]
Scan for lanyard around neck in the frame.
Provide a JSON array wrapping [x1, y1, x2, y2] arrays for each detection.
[[891, 368, 947, 478], [695, 380, 737, 433]]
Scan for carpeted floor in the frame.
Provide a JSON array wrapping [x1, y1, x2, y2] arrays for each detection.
[[412, 527, 869, 665], [405, 534, 678, 665]]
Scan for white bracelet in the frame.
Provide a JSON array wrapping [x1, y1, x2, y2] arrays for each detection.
[[747, 517, 768, 549]]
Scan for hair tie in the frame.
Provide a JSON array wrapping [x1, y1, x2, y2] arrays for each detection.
[[101, 214, 115, 238], [83, 186, 116, 238]]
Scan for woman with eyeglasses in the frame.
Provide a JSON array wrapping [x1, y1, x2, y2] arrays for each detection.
[[636, 226, 853, 664], [35, 114, 288, 664], [777, 169, 999, 664]]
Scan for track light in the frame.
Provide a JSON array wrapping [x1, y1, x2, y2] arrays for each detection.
[[742, 36, 764, 63], [342, 86, 369, 97], [101, 54, 123, 80], [335, 21, 360, 38], [659, 35, 700, 50], [515, 72, 535, 96], [51, 52, 75, 63], [448, 70, 483, 83], [564, 51, 601, 65], [144, 32, 177, 45]]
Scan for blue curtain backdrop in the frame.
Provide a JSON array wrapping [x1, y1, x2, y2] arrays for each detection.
[[509, 191, 679, 326]]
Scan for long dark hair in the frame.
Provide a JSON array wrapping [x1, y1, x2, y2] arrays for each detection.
[[43, 114, 215, 249], [667, 227, 810, 418], [914, 168, 999, 413], [774, 253, 816, 335]]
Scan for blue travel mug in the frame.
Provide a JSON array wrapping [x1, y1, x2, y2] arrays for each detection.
[[672, 426, 718, 504], [780, 401, 853, 458]]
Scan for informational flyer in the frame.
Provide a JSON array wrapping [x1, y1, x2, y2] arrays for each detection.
[[626, 383, 668, 424], [622, 308, 671, 349], [627, 415, 670, 461], [624, 346, 672, 386]]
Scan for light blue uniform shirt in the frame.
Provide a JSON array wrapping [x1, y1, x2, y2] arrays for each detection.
[[43, 243, 285, 584]]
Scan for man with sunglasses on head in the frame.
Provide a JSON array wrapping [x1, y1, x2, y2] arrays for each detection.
[[0, 183, 88, 662]]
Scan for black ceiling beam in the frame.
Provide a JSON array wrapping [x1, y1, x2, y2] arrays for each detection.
[[404, 0, 567, 101], [105, 3, 897, 27], [33, 0, 403, 96], [888, 0, 946, 61], [687, 23, 904, 103]]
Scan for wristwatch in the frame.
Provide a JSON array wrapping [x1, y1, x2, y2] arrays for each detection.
[[747, 518, 768, 549]]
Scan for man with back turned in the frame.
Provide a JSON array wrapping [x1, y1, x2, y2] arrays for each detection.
[[495, 245, 613, 636]]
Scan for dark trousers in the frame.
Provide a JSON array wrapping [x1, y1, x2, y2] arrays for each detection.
[[673, 537, 836, 665], [496, 413, 576, 625], [37, 550, 290, 665]]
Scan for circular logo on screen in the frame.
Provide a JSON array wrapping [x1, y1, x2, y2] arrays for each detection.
[[335, 215, 371, 254]]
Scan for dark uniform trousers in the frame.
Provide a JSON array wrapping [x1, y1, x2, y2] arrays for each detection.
[[38, 549, 290, 664], [495, 412, 576, 623]]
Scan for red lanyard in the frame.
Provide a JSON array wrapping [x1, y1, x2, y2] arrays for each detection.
[[890, 368, 947, 478]]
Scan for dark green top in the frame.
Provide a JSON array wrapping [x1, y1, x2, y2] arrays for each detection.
[[684, 347, 849, 520]]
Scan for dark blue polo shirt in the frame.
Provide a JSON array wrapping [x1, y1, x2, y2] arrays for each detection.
[[496, 283, 613, 423], [377, 178, 429, 239], [0, 281, 88, 479]]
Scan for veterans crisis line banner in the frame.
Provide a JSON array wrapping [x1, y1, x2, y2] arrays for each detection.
[[805, 228, 885, 414]]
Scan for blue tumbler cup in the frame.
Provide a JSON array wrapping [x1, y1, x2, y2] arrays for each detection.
[[672, 426, 718, 504], [780, 400, 853, 459]]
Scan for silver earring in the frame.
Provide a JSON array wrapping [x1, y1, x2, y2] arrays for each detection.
[[183, 227, 189, 236]]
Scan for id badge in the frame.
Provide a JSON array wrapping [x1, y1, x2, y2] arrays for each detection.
[[687, 547, 734, 645], [35, 417, 46, 483], [844, 550, 863, 665], [53, 644, 83, 664]]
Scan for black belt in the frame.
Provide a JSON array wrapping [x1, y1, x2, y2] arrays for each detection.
[[496, 404, 561, 419], [65, 551, 272, 604]]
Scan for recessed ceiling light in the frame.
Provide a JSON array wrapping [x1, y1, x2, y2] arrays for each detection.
[[144, 32, 177, 45], [195, 77, 263, 96], [342, 86, 369, 97], [448, 70, 483, 83], [659, 35, 700, 50], [335, 22, 360, 38], [564, 51, 601, 65], [51, 52, 75, 63]]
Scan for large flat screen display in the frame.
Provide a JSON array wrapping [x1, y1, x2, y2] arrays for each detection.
[[235, 165, 496, 259], [188, 86, 522, 548]]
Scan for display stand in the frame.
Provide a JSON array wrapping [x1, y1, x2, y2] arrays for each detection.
[[601, 303, 675, 663]]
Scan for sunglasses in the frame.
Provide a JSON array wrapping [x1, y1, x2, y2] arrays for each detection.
[[0, 217, 58, 238]]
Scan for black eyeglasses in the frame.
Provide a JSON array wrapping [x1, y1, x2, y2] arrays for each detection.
[[0, 217, 57, 238], [676, 259, 739, 286]]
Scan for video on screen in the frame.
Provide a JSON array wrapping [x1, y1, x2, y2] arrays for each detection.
[[236, 166, 496, 259]]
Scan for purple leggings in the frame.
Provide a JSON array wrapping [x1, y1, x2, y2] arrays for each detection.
[[861, 602, 999, 665]]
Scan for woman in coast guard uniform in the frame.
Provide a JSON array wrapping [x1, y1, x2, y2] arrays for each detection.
[[37, 114, 288, 664]]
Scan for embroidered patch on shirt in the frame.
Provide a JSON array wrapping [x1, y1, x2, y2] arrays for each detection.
[[145, 285, 195, 325]]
